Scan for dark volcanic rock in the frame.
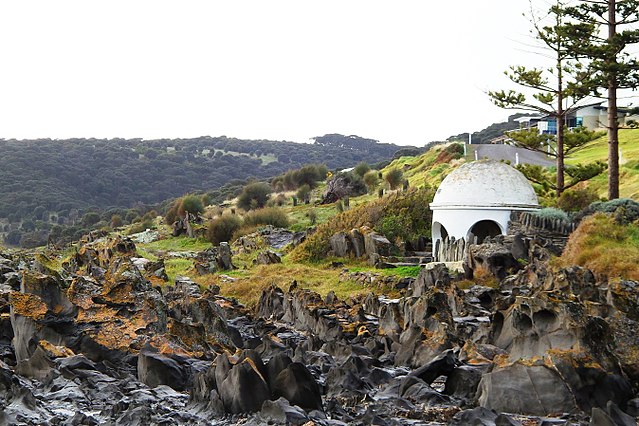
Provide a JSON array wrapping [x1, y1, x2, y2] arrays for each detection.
[[271, 362, 323, 411], [218, 358, 271, 413], [137, 349, 186, 391]]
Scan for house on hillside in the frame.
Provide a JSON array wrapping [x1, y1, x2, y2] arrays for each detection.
[[513, 102, 639, 136]]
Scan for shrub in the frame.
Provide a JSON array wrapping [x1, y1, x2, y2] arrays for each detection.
[[307, 210, 318, 225], [445, 143, 464, 157], [533, 207, 570, 222], [110, 214, 123, 228], [81, 212, 101, 227], [557, 187, 600, 212], [354, 162, 371, 177], [576, 198, 639, 224], [237, 182, 273, 210], [178, 195, 204, 217], [207, 214, 242, 245], [363, 170, 380, 193], [296, 184, 311, 203], [385, 168, 403, 190], [291, 187, 433, 261], [243, 207, 290, 228], [267, 193, 288, 207]]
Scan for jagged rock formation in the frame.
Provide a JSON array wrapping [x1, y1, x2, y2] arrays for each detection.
[[0, 231, 638, 424]]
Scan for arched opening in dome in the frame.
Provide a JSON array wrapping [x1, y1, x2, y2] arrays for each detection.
[[468, 220, 503, 243], [432, 221, 449, 243]]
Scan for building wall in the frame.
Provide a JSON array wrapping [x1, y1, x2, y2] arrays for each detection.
[[431, 208, 513, 255]]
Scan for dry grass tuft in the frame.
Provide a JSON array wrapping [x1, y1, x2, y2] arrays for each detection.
[[560, 213, 639, 281]]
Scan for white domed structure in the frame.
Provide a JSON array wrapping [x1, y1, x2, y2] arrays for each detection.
[[430, 160, 539, 252]]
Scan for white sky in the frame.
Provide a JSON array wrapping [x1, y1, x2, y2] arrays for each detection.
[[0, 1, 556, 146]]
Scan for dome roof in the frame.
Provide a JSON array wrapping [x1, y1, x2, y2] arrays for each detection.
[[430, 160, 539, 209]]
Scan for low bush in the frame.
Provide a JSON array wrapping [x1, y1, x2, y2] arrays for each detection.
[[576, 198, 639, 224], [207, 214, 242, 245], [243, 207, 290, 228], [557, 187, 600, 212], [532, 207, 570, 222], [237, 182, 273, 211]]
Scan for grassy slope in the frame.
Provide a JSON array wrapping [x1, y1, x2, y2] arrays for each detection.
[[566, 129, 639, 200], [560, 213, 639, 280], [128, 145, 462, 307]]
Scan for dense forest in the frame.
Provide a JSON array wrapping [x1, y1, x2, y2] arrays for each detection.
[[0, 134, 412, 246]]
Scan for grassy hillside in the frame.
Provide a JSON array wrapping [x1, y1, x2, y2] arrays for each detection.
[[567, 129, 639, 199]]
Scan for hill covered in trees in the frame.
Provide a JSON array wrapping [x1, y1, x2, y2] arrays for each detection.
[[0, 135, 412, 246], [445, 113, 528, 144]]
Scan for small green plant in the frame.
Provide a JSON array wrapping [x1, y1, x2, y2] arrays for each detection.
[[307, 210, 318, 225], [354, 162, 371, 177], [385, 168, 404, 190], [533, 207, 570, 222], [296, 184, 311, 204]]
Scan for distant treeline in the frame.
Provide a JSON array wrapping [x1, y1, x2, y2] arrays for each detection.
[[445, 113, 528, 145], [0, 134, 414, 247]]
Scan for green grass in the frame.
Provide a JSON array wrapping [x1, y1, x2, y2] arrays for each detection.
[[165, 258, 195, 283], [567, 129, 639, 200], [138, 235, 211, 254]]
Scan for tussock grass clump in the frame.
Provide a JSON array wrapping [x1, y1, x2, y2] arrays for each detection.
[[243, 207, 290, 228], [560, 213, 639, 280]]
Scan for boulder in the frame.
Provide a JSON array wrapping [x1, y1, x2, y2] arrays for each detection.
[[137, 349, 186, 391], [409, 349, 458, 385], [256, 285, 285, 320], [218, 358, 271, 413], [254, 250, 282, 265], [477, 360, 577, 415], [468, 241, 521, 281], [260, 397, 309, 425], [365, 232, 393, 257], [271, 362, 323, 411], [349, 229, 366, 258], [329, 232, 352, 257]]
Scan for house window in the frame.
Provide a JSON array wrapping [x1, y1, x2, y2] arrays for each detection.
[[546, 120, 557, 134]]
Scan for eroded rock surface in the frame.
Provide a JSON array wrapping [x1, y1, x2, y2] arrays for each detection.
[[1, 233, 639, 425]]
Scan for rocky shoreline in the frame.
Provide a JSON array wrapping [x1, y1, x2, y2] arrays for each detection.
[[1, 232, 638, 425]]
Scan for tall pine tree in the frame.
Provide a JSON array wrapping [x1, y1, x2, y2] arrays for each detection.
[[564, 0, 639, 199], [489, 1, 603, 196]]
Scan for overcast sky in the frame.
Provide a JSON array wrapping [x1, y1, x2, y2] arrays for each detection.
[[0, 1, 565, 146]]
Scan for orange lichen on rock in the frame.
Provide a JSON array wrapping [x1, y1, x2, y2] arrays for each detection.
[[168, 318, 207, 349], [76, 305, 120, 324], [39, 340, 75, 358], [10, 292, 48, 320]]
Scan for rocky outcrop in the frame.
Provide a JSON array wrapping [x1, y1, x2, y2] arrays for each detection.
[[254, 250, 282, 265], [193, 243, 235, 274], [2, 233, 639, 425]]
